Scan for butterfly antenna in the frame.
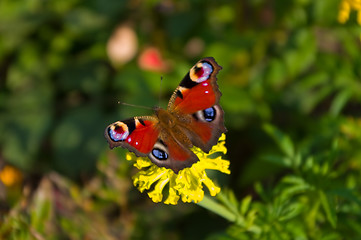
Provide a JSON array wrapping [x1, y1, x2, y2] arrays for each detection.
[[118, 102, 152, 110], [159, 76, 163, 108]]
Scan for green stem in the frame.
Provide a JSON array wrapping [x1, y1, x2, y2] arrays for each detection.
[[197, 195, 236, 222]]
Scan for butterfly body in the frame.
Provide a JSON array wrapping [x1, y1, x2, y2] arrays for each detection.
[[155, 107, 193, 148], [105, 57, 226, 173]]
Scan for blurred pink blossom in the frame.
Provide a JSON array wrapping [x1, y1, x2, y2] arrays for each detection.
[[138, 47, 170, 72], [107, 25, 138, 66]]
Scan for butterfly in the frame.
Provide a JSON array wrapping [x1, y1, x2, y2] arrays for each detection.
[[105, 57, 227, 173]]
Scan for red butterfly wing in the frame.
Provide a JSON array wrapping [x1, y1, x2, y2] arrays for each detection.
[[186, 104, 226, 152], [168, 57, 227, 153], [105, 117, 159, 156], [148, 136, 198, 173], [168, 57, 222, 114]]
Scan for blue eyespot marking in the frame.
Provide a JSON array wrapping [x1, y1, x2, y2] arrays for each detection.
[[203, 107, 216, 122], [152, 148, 168, 160], [108, 127, 128, 142]]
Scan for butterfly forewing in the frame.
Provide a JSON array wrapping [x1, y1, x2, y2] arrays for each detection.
[[105, 116, 159, 156], [168, 57, 222, 113]]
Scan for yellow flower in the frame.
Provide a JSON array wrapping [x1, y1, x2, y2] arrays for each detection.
[[126, 134, 230, 205], [0, 165, 23, 187], [338, 0, 361, 24]]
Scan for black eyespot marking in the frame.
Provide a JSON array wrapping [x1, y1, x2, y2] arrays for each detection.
[[176, 89, 183, 99], [203, 107, 216, 122], [123, 118, 136, 132], [179, 75, 198, 88], [192, 113, 199, 121], [138, 118, 146, 126], [194, 65, 202, 72], [152, 148, 168, 160], [159, 139, 167, 147]]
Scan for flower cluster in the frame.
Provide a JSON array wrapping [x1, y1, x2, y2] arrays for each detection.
[[126, 134, 229, 205], [338, 0, 361, 25]]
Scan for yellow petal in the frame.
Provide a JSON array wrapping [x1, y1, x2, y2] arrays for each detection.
[[147, 176, 170, 203], [338, 1, 351, 23], [133, 166, 169, 192], [358, 9, 361, 24], [164, 177, 180, 205]]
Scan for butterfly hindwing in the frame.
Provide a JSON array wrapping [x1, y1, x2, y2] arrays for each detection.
[[187, 104, 226, 152], [148, 137, 198, 173]]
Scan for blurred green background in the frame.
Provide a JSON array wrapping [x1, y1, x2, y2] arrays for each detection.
[[1, 0, 361, 239]]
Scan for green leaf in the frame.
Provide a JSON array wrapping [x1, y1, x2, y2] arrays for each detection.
[[197, 195, 237, 222], [262, 155, 292, 167], [330, 89, 352, 117], [240, 195, 252, 215], [279, 202, 303, 221], [279, 176, 313, 201], [263, 123, 295, 158], [30, 178, 54, 233], [319, 190, 337, 228]]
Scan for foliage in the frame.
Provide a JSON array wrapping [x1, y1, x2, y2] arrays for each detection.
[[1, 0, 361, 239], [210, 121, 361, 239]]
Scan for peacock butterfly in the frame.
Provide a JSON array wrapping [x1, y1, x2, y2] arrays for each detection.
[[105, 57, 227, 173]]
